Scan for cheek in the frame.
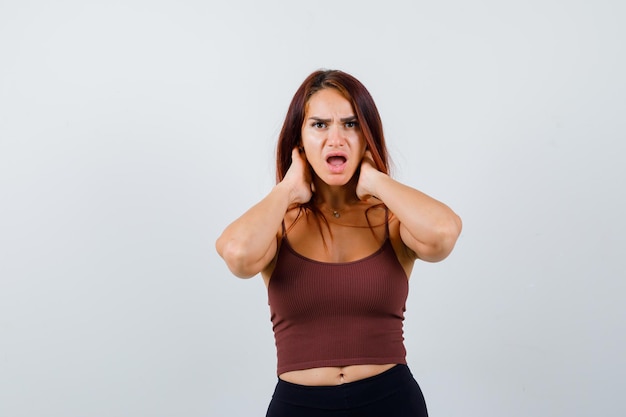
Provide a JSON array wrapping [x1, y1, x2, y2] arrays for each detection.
[[300, 131, 317, 148], [357, 137, 367, 156]]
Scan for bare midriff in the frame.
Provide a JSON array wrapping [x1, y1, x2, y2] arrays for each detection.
[[279, 363, 397, 386]]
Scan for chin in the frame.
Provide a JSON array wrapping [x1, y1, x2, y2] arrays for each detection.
[[313, 165, 358, 187], [323, 174, 355, 187]]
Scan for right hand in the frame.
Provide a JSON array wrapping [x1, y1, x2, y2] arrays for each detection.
[[282, 147, 313, 205]]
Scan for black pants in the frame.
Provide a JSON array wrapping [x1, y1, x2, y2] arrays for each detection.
[[265, 364, 428, 417]]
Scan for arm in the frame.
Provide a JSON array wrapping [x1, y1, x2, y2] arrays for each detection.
[[216, 148, 312, 278], [357, 152, 462, 262]]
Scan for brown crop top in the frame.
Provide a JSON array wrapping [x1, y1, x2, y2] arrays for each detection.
[[267, 224, 409, 375]]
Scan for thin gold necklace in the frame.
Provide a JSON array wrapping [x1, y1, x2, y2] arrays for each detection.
[[316, 202, 342, 218]]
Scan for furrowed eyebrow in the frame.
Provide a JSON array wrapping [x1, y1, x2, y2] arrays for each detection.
[[308, 117, 331, 123], [307, 116, 357, 123]]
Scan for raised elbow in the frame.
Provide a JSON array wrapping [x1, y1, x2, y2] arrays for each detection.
[[216, 238, 259, 279], [414, 214, 462, 263], [435, 214, 463, 261]]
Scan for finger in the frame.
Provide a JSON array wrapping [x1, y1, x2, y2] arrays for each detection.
[[290, 147, 302, 164]]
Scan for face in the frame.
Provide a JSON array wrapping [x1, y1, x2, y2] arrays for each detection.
[[301, 88, 366, 186]]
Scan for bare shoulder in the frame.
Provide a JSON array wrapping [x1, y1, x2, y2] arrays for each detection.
[[261, 206, 301, 286], [284, 205, 306, 230], [362, 198, 416, 266], [386, 210, 418, 278]]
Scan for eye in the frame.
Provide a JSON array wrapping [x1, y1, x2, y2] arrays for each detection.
[[312, 121, 326, 129], [345, 121, 358, 128]]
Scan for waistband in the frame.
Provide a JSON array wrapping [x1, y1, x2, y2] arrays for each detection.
[[271, 364, 417, 410]]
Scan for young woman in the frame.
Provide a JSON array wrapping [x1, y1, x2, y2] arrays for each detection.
[[216, 69, 462, 417]]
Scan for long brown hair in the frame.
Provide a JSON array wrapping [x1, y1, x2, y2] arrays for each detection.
[[276, 70, 391, 233]]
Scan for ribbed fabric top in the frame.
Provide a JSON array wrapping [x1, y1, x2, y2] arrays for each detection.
[[268, 237, 409, 375]]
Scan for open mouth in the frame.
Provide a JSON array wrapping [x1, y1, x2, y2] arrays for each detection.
[[327, 155, 347, 166], [326, 154, 347, 173]]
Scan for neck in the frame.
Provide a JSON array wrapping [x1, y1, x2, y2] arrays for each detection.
[[312, 185, 360, 219]]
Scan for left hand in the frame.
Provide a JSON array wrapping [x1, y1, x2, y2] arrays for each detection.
[[356, 150, 381, 200]]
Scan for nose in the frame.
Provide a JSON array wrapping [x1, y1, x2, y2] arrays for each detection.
[[327, 125, 344, 147]]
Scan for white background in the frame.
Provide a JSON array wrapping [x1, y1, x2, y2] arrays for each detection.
[[1, 1, 624, 416]]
